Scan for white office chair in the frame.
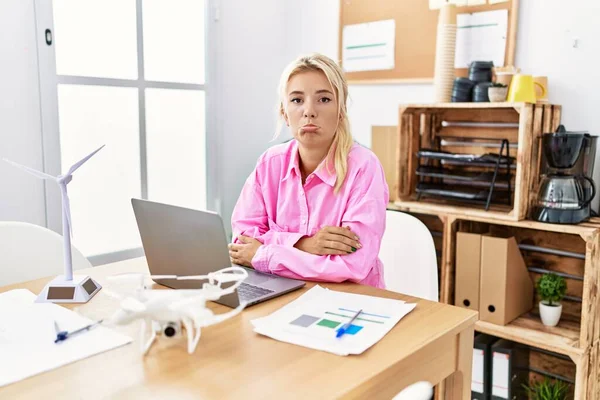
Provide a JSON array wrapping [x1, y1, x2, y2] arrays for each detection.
[[380, 210, 439, 302], [393, 381, 434, 400], [0, 221, 91, 286], [381, 212, 437, 399]]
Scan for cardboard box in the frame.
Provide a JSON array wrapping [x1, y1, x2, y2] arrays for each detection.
[[479, 236, 534, 325], [455, 232, 482, 312], [371, 126, 398, 202]]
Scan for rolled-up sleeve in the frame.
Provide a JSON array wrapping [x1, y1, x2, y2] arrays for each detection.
[[231, 165, 305, 247]]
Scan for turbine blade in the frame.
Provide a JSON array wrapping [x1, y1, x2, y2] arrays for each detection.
[[66, 145, 105, 175], [2, 158, 55, 180]]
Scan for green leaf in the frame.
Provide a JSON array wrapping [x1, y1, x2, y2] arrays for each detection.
[[536, 273, 567, 304], [523, 377, 569, 400]]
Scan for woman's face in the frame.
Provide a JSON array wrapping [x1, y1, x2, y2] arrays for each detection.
[[283, 70, 339, 151]]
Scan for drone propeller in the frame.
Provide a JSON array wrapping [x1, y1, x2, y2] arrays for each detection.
[[120, 297, 147, 313], [179, 267, 248, 283], [108, 272, 179, 281]]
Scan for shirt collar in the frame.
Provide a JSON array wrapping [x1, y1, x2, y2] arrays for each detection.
[[282, 140, 337, 187], [282, 140, 300, 182], [314, 158, 337, 187]]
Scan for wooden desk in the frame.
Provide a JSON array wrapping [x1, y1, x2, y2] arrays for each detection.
[[0, 258, 477, 399]]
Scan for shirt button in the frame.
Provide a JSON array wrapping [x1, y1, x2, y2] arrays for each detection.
[[302, 219, 306, 224], [300, 191, 304, 196]]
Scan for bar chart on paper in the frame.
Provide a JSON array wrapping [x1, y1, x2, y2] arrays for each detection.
[[288, 308, 392, 337], [251, 286, 415, 356]]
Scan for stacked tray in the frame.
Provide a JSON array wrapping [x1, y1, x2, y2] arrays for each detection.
[[416, 149, 514, 207]]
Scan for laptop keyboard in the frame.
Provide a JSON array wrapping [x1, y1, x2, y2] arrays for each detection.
[[237, 283, 274, 301]]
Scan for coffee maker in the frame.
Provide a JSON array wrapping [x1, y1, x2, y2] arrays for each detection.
[[533, 125, 597, 224]]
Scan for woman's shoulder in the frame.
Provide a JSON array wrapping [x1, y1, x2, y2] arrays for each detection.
[[347, 142, 383, 173], [346, 142, 388, 199], [254, 139, 296, 171]]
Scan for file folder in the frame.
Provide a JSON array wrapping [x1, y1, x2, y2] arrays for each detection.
[[479, 236, 533, 325], [472, 333, 499, 399], [491, 339, 529, 400], [455, 232, 482, 312]]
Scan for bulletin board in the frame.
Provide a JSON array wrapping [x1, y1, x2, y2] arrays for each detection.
[[338, 0, 519, 84]]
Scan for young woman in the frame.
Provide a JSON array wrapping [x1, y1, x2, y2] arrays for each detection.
[[228, 53, 389, 288]]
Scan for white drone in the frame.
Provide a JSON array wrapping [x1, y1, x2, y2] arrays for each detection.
[[106, 266, 248, 355]]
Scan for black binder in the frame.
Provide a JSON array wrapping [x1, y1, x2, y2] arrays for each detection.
[[490, 339, 529, 400], [472, 333, 498, 400]]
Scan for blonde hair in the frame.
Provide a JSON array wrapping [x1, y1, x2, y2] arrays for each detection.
[[275, 53, 353, 194]]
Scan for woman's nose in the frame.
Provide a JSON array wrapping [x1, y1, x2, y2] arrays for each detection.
[[303, 102, 316, 118]]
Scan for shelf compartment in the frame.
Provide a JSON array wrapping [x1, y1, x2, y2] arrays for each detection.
[[475, 314, 582, 360], [447, 217, 600, 362], [397, 102, 562, 221]]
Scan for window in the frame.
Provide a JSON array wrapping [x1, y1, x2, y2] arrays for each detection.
[[36, 0, 210, 263]]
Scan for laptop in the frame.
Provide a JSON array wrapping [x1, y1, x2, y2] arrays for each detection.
[[131, 198, 305, 307]]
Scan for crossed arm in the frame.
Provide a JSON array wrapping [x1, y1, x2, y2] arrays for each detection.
[[229, 168, 387, 284]]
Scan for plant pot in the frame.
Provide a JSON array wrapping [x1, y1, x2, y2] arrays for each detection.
[[539, 301, 562, 327], [488, 86, 508, 102]]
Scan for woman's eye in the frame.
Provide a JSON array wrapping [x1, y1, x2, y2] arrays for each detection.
[[290, 98, 302, 104], [320, 97, 332, 103]]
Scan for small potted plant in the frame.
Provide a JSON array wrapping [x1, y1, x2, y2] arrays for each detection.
[[488, 82, 508, 102], [536, 273, 567, 327], [523, 378, 569, 400]]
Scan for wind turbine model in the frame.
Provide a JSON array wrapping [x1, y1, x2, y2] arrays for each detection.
[[3, 145, 105, 303]]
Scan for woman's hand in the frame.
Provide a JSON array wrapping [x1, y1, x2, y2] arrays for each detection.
[[294, 226, 361, 256], [229, 235, 262, 267]]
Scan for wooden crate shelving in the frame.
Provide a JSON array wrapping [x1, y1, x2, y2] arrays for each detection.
[[388, 205, 600, 398], [400, 210, 600, 399], [385, 101, 599, 398], [443, 215, 600, 358], [395, 102, 562, 222]]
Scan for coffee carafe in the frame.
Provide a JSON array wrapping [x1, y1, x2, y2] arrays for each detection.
[[533, 125, 598, 224]]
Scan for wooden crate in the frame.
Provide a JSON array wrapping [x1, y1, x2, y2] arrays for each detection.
[[528, 347, 576, 399], [445, 216, 600, 399], [395, 102, 562, 222], [386, 204, 600, 397]]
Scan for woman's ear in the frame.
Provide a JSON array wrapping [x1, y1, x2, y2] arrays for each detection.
[[279, 103, 290, 127], [283, 111, 290, 127]]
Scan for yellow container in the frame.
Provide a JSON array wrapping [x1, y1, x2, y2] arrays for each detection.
[[507, 74, 546, 103]]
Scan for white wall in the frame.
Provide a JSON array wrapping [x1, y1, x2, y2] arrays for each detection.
[[213, 0, 295, 231], [0, 0, 46, 225], [293, 0, 600, 209], [516, 0, 600, 202]]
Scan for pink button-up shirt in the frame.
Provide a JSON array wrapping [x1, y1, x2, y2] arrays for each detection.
[[231, 139, 389, 288]]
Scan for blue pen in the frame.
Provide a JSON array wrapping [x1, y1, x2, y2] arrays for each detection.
[[54, 319, 103, 343], [336, 309, 362, 338]]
